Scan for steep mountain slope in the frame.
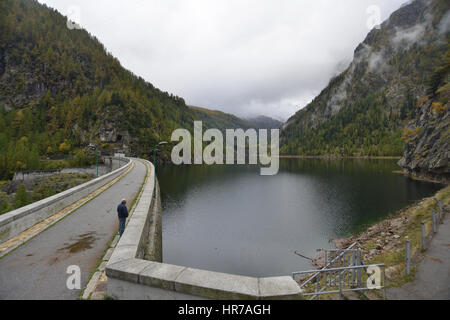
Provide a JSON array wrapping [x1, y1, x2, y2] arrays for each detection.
[[0, 0, 255, 179], [0, 0, 278, 179], [0, 0, 198, 177], [281, 0, 449, 158]]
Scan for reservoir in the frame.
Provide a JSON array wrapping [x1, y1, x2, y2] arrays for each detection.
[[158, 159, 442, 277]]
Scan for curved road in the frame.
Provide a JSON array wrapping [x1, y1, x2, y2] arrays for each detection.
[[0, 160, 147, 300]]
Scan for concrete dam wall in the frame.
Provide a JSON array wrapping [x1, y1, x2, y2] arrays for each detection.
[[0, 157, 131, 244], [106, 159, 302, 300]]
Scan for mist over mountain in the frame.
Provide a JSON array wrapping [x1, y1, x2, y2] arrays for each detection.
[[245, 116, 283, 130], [280, 0, 449, 173], [189, 106, 253, 131]]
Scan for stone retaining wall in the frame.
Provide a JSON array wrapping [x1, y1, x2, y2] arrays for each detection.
[[106, 159, 302, 300], [0, 157, 131, 244]]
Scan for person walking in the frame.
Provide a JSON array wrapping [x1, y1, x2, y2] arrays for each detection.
[[117, 199, 129, 237]]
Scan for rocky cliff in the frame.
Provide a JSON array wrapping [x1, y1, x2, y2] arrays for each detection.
[[398, 49, 449, 182]]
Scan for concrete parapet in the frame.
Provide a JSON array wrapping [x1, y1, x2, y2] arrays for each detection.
[[106, 159, 302, 300], [0, 157, 131, 244]]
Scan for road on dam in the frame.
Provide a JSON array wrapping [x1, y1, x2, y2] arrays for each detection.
[[0, 160, 147, 300]]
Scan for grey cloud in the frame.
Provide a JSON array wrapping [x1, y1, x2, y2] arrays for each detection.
[[39, 0, 407, 120]]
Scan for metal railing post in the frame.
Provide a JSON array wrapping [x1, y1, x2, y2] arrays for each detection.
[[405, 240, 411, 275], [338, 271, 342, 300], [432, 210, 437, 234], [351, 250, 356, 286], [316, 273, 320, 300], [356, 249, 362, 287], [421, 222, 426, 251], [434, 198, 443, 224]]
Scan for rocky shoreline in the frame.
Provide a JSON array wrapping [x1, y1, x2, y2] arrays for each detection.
[[313, 183, 449, 285], [396, 169, 449, 186]]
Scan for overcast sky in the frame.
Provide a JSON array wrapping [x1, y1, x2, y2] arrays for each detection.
[[39, 0, 407, 120]]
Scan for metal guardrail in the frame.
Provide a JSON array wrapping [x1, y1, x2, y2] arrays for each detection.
[[293, 242, 358, 289], [293, 242, 386, 300], [294, 264, 386, 300], [405, 198, 446, 275], [293, 198, 445, 299]]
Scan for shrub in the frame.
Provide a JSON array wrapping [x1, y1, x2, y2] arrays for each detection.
[[58, 141, 71, 154], [431, 102, 446, 115], [14, 184, 31, 209], [69, 150, 93, 167]]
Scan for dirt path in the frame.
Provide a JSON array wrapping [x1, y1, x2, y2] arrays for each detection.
[[387, 215, 450, 300]]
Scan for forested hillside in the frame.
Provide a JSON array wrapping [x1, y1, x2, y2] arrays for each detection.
[[2, 0, 448, 181], [281, 0, 449, 158], [0, 0, 254, 180], [0, 0, 201, 179]]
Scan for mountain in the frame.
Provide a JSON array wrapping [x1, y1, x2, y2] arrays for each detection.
[[190, 107, 283, 131], [245, 116, 283, 129], [0, 0, 202, 175], [189, 106, 253, 131], [0, 0, 239, 178], [1, 0, 448, 180], [281, 0, 449, 159]]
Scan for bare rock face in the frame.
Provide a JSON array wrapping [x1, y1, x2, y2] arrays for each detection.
[[99, 126, 130, 144], [398, 98, 449, 183], [97, 110, 131, 145]]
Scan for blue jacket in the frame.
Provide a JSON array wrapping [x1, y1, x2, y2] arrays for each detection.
[[117, 203, 129, 219]]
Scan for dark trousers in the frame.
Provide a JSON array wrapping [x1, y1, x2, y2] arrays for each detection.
[[119, 217, 126, 236]]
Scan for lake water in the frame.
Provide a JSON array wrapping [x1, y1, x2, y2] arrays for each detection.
[[158, 159, 442, 277]]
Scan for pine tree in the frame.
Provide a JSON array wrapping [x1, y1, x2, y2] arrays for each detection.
[[14, 184, 30, 209]]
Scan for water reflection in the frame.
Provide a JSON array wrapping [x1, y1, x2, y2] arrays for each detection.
[[158, 159, 442, 277]]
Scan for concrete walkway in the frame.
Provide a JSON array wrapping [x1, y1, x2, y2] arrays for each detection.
[[0, 160, 147, 300], [387, 214, 450, 300]]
